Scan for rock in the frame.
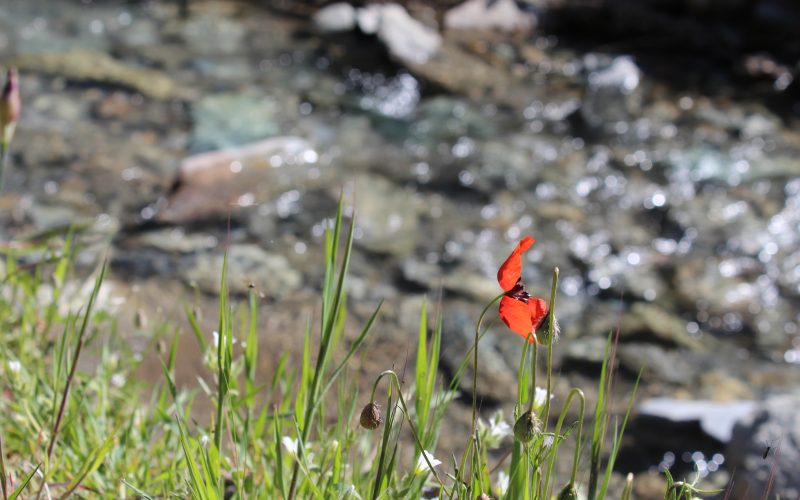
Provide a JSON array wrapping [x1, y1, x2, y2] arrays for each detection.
[[191, 93, 293, 153], [356, 5, 382, 34], [402, 40, 540, 109], [181, 244, 302, 298], [444, 0, 535, 31], [566, 302, 706, 351], [352, 174, 419, 257], [313, 3, 357, 33], [581, 55, 642, 128], [127, 228, 219, 254], [376, 4, 442, 65], [180, 12, 246, 55], [624, 303, 706, 351], [11, 50, 175, 99], [159, 137, 325, 224], [441, 268, 498, 303], [400, 258, 441, 288], [440, 308, 517, 403], [728, 393, 800, 498], [617, 343, 697, 385], [638, 398, 756, 443]]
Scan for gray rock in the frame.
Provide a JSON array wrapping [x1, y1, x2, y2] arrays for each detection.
[[444, 0, 536, 31], [581, 55, 642, 128], [440, 308, 517, 403], [353, 174, 419, 257], [11, 50, 175, 99], [191, 93, 291, 153], [129, 229, 219, 254], [181, 13, 246, 55], [181, 244, 302, 298], [313, 3, 357, 33], [617, 343, 697, 385], [728, 394, 800, 498]]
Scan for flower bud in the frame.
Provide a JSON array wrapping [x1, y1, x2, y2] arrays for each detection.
[[359, 402, 382, 430], [556, 483, 579, 500], [0, 68, 20, 144], [513, 410, 541, 445], [477, 494, 492, 500]]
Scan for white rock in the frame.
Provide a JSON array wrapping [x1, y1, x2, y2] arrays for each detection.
[[586, 55, 641, 93], [313, 2, 356, 33], [356, 4, 382, 34], [376, 4, 441, 65], [444, 0, 535, 31]]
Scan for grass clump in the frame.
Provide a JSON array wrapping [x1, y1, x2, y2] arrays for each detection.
[[1, 200, 705, 499]]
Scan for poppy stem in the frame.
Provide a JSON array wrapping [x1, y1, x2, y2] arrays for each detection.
[[368, 370, 448, 494], [542, 267, 559, 433], [470, 292, 506, 440], [527, 342, 538, 413]]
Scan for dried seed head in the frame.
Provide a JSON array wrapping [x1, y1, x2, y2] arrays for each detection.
[[513, 410, 541, 445], [556, 483, 579, 500], [359, 402, 382, 430]]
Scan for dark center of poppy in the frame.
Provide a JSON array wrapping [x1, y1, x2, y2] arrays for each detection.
[[507, 278, 531, 303]]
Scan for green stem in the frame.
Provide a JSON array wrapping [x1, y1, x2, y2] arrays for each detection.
[[527, 342, 538, 413], [0, 141, 7, 192], [542, 267, 559, 432], [544, 388, 585, 496], [471, 293, 506, 437], [369, 370, 447, 494]]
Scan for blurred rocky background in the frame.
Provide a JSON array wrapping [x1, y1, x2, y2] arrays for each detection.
[[1, 0, 799, 496]]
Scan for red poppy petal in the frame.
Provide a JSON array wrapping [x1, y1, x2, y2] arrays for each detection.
[[528, 297, 548, 331], [497, 236, 535, 292], [499, 296, 536, 343]]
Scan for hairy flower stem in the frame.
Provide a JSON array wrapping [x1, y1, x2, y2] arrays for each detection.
[[471, 293, 506, 437], [369, 370, 447, 497], [544, 388, 586, 496], [542, 268, 559, 432], [462, 292, 504, 488], [528, 342, 538, 413], [0, 142, 6, 192]]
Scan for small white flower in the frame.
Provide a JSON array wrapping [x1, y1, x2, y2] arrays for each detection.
[[533, 387, 553, 412], [340, 483, 362, 499], [414, 450, 442, 475], [495, 471, 509, 496], [8, 360, 21, 373], [282, 436, 299, 456], [111, 373, 126, 388], [200, 434, 210, 447], [212, 331, 237, 348], [478, 410, 512, 449]]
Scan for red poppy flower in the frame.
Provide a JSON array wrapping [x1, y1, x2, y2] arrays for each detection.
[[497, 236, 548, 343]]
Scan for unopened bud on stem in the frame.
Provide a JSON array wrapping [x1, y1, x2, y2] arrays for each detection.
[[513, 410, 541, 445], [1, 68, 20, 144], [359, 402, 382, 430]]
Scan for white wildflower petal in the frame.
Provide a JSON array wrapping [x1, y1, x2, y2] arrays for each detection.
[[496, 471, 510, 496], [8, 360, 21, 373], [110, 373, 126, 388], [414, 450, 442, 475], [491, 420, 512, 441], [282, 436, 299, 456], [533, 386, 554, 412]]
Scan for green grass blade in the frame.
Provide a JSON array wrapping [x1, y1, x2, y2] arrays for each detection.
[[8, 464, 39, 500]]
